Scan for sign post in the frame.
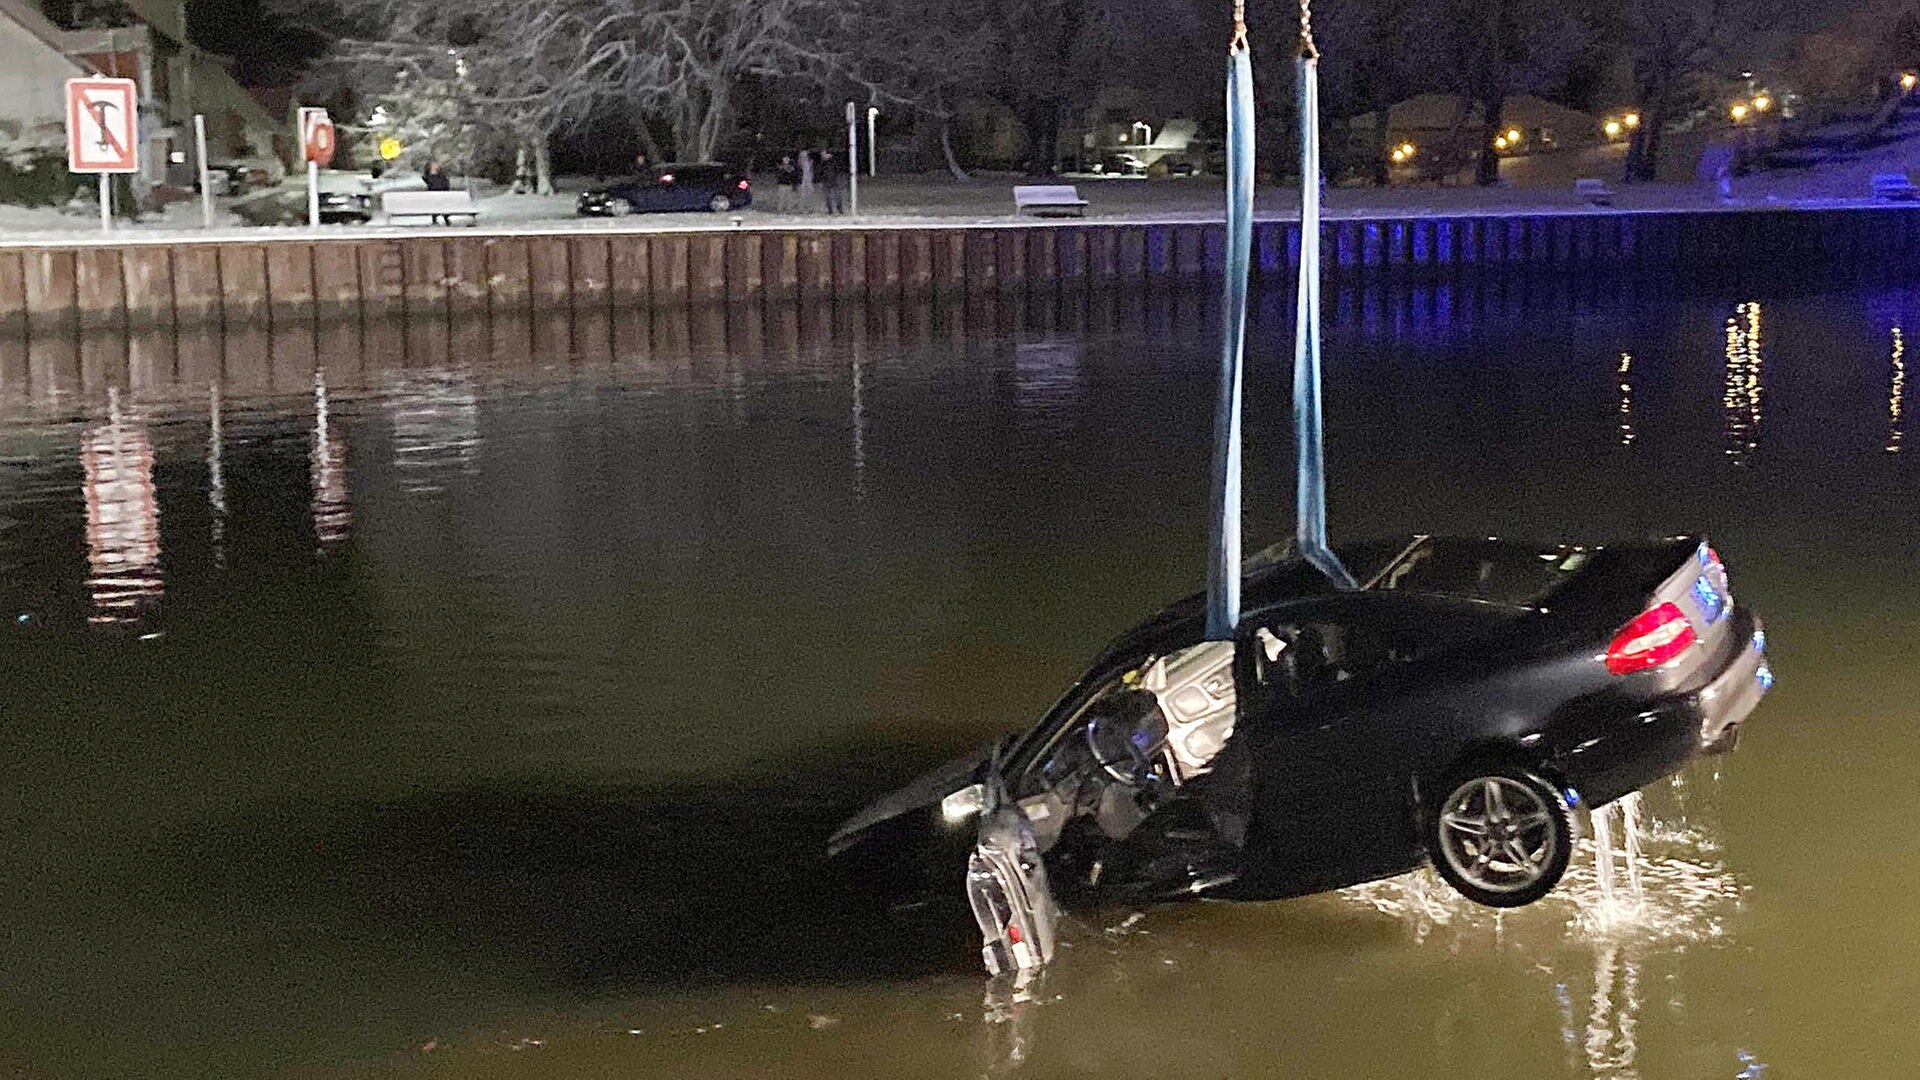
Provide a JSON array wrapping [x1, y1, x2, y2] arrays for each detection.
[[299, 106, 336, 228], [65, 77, 140, 233], [845, 101, 858, 217], [193, 113, 212, 228]]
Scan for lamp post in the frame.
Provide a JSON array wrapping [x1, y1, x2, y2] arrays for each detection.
[[866, 106, 878, 177], [845, 101, 858, 216]]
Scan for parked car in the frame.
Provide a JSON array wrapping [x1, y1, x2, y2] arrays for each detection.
[[1090, 153, 1148, 177], [576, 163, 753, 216], [1161, 156, 1201, 177], [830, 535, 1770, 977]]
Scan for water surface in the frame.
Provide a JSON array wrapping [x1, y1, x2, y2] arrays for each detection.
[[0, 279, 1915, 1077]]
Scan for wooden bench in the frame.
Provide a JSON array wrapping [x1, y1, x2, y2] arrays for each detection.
[[1873, 172, 1918, 200], [383, 189, 480, 225], [1573, 178, 1616, 206], [1013, 184, 1089, 217]]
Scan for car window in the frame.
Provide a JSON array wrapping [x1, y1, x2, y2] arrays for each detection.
[[1371, 537, 1589, 608]]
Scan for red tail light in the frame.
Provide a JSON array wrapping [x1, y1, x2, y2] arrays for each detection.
[[659, 172, 675, 184], [1606, 602, 1697, 675], [737, 178, 750, 189]]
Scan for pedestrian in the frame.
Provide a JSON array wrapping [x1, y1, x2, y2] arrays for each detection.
[[774, 153, 800, 213], [422, 159, 452, 224], [819, 148, 844, 215], [798, 149, 816, 212]]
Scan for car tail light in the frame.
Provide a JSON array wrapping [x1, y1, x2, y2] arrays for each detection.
[[659, 172, 675, 184], [1699, 543, 1731, 594], [1606, 602, 1697, 675], [737, 178, 750, 189]]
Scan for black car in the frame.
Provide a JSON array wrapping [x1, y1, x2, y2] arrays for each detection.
[[317, 189, 373, 224], [576, 163, 752, 216], [830, 534, 1770, 977]]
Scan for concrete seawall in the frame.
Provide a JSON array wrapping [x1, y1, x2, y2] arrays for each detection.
[[2, 206, 1917, 336]]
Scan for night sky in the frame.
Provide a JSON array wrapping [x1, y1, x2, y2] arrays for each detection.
[[185, 0, 322, 86]]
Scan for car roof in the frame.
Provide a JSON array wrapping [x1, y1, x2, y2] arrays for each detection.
[[1083, 534, 1689, 673]]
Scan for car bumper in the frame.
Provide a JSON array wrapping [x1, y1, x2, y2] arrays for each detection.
[[1561, 609, 1768, 807]]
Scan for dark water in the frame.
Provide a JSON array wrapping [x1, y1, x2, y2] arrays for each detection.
[[0, 279, 1915, 1078]]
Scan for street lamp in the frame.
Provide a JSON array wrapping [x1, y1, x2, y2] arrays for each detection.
[[1494, 135, 1510, 150], [1753, 94, 1772, 113], [1904, 72, 1918, 92], [1505, 128, 1521, 144], [1604, 119, 1623, 138], [1624, 112, 1641, 128], [866, 105, 878, 177], [1729, 103, 1750, 122]]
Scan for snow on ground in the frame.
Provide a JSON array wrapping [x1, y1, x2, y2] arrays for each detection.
[[0, 155, 1912, 246]]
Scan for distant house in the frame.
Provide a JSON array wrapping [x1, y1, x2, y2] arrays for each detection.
[[0, 0, 87, 135], [0, 0, 279, 199], [1348, 93, 1605, 171]]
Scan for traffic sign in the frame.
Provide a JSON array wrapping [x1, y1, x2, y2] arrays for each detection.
[[300, 107, 336, 167], [378, 137, 403, 161], [66, 78, 139, 174]]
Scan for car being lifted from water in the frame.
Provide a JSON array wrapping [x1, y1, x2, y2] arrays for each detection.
[[829, 534, 1770, 977]]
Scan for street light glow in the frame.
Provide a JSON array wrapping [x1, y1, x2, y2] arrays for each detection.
[[1604, 120, 1623, 138], [1752, 94, 1772, 112], [1729, 103, 1750, 121], [1624, 112, 1641, 128], [1494, 136, 1509, 150], [1505, 128, 1521, 143], [1904, 72, 1918, 91]]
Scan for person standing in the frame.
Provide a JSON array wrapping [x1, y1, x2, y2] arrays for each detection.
[[422, 159, 452, 225], [819, 148, 844, 215], [774, 153, 800, 213], [797, 149, 816, 212]]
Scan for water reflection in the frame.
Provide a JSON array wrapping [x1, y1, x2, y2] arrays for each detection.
[[311, 373, 351, 547], [1616, 353, 1635, 447], [1011, 340, 1082, 434], [851, 352, 868, 501], [1890, 327, 1906, 454], [1338, 770, 1750, 1079], [1722, 302, 1765, 464], [208, 381, 227, 567], [391, 373, 481, 494], [81, 388, 162, 625]]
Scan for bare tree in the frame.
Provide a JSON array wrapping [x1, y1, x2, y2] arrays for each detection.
[[838, 0, 997, 179], [1616, 0, 1791, 182], [1435, 0, 1584, 186]]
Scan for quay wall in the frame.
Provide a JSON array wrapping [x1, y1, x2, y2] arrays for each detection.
[[1, 206, 1916, 335]]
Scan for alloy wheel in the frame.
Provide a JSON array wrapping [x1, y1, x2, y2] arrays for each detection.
[[1437, 775, 1560, 895]]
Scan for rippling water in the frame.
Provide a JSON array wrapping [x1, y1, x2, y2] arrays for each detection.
[[0, 279, 1916, 1078]]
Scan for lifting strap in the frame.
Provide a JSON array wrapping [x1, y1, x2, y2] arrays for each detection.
[[1207, 0, 1351, 643]]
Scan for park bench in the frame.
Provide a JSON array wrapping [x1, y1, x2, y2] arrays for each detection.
[[1013, 184, 1089, 217], [1872, 172, 1918, 200], [1573, 178, 1616, 207], [383, 189, 480, 225]]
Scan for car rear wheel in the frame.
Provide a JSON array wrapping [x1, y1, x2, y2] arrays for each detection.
[[608, 198, 634, 216], [708, 194, 733, 213], [1429, 765, 1571, 908]]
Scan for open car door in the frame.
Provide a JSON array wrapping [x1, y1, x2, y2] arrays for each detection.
[[967, 775, 1058, 980]]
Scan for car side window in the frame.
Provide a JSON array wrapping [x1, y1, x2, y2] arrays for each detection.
[[1237, 604, 1417, 719]]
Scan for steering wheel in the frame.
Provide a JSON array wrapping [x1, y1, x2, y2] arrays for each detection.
[[1085, 698, 1169, 787]]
